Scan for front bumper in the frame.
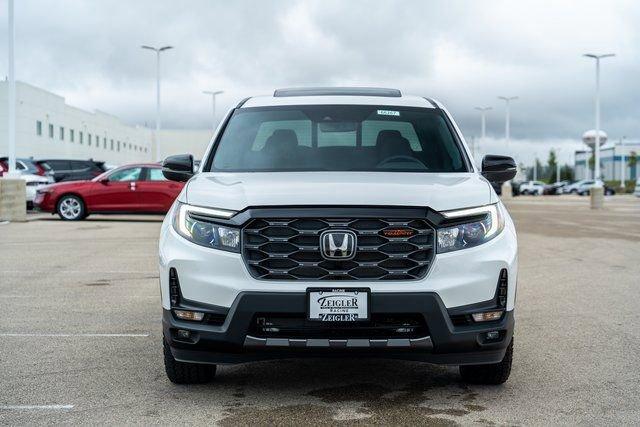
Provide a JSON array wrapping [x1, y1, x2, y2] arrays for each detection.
[[164, 291, 514, 366], [33, 191, 55, 212]]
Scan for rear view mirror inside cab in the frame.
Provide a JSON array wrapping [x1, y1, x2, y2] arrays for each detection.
[[319, 122, 357, 133]]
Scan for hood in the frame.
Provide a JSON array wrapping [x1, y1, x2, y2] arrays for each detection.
[[185, 172, 493, 212], [44, 179, 91, 190], [20, 173, 49, 184]]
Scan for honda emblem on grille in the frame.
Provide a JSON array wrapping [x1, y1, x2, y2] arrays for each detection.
[[320, 230, 357, 260]]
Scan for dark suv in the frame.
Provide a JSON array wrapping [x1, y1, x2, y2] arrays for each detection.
[[36, 159, 107, 182]]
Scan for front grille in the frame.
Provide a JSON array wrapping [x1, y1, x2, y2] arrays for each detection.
[[242, 217, 435, 280], [250, 313, 429, 339]]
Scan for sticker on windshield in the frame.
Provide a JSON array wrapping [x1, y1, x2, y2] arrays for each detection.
[[377, 110, 400, 116]]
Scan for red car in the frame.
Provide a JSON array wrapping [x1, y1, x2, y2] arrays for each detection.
[[34, 163, 184, 220]]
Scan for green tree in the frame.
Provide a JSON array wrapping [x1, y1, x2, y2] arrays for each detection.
[[560, 164, 574, 181], [547, 149, 558, 182]]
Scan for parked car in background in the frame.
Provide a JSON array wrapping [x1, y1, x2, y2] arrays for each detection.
[[510, 180, 523, 196], [20, 173, 51, 209], [634, 179, 640, 197], [519, 180, 545, 195], [491, 180, 522, 197], [544, 180, 570, 195], [563, 180, 590, 194], [577, 180, 615, 196], [0, 157, 53, 181], [34, 163, 184, 220], [35, 159, 107, 182]]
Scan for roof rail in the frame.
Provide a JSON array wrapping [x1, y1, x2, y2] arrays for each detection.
[[273, 87, 402, 98]]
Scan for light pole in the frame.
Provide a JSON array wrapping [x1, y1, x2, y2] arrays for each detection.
[[583, 53, 615, 185], [475, 106, 492, 140], [474, 107, 491, 167], [141, 45, 173, 160], [620, 136, 626, 187], [498, 96, 517, 150], [470, 135, 476, 162], [202, 90, 224, 130], [6, 0, 16, 176]]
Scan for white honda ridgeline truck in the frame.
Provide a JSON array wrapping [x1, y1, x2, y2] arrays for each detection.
[[159, 87, 518, 385]]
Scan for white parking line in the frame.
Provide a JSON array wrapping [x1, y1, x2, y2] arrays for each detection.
[[0, 333, 149, 337], [0, 405, 74, 410]]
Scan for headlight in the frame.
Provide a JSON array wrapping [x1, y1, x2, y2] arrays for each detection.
[[173, 202, 240, 252], [36, 187, 54, 194], [437, 203, 505, 253]]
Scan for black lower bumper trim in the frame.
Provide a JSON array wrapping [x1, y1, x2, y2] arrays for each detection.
[[163, 291, 514, 365]]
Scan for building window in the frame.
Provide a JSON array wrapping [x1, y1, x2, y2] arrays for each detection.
[[88, 134, 92, 146], [36, 121, 42, 136], [79, 131, 84, 144], [60, 127, 65, 140], [103, 137, 107, 149], [144, 147, 148, 153], [70, 129, 75, 142], [49, 124, 54, 138], [111, 139, 114, 151], [117, 141, 121, 152]]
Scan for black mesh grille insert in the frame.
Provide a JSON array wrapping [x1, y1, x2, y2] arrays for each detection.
[[243, 217, 435, 280]]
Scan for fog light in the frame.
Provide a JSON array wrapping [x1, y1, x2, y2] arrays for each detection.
[[471, 310, 503, 322], [486, 331, 500, 340], [174, 310, 204, 321], [176, 329, 191, 340]]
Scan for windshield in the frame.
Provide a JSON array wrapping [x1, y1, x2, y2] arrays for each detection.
[[207, 105, 468, 173]]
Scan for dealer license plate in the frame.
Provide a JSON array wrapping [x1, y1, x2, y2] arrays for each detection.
[[307, 288, 369, 322]]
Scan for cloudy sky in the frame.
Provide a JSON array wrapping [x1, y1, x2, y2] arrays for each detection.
[[1, 0, 639, 164]]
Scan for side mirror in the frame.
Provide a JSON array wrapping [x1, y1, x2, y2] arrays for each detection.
[[481, 155, 517, 185], [162, 154, 194, 182]]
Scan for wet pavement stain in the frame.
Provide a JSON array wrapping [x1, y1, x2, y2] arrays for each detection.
[[77, 225, 111, 231], [84, 279, 111, 286], [217, 361, 490, 425], [220, 403, 459, 426], [463, 403, 487, 412], [220, 373, 489, 425]]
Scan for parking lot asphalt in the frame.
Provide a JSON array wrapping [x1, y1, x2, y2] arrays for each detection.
[[1, 195, 639, 425]]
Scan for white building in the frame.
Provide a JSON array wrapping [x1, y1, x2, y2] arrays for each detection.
[[0, 81, 213, 165], [575, 142, 640, 181]]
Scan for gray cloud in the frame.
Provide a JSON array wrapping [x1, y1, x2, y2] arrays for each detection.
[[0, 0, 638, 164]]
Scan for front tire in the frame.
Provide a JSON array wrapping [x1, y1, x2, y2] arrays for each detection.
[[56, 195, 86, 221], [163, 339, 216, 384], [459, 339, 513, 385]]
